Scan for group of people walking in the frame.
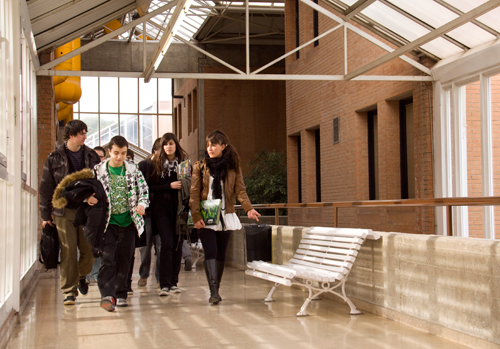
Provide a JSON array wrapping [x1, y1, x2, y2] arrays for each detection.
[[40, 120, 260, 312]]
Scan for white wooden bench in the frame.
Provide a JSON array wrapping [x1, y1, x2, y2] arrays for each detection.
[[245, 227, 380, 316], [190, 239, 204, 270]]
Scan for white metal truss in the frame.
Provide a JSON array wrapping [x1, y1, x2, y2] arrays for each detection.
[[144, 0, 193, 82], [34, 0, 500, 82]]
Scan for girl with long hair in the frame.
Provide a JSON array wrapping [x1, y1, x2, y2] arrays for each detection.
[[190, 130, 261, 305], [149, 133, 190, 296]]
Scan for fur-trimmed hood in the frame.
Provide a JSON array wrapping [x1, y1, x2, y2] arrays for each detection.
[[52, 168, 95, 209]]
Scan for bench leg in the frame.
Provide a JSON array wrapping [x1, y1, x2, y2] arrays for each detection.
[[341, 282, 363, 315], [296, 287, 316, 317], [264, 283, 279, 302]]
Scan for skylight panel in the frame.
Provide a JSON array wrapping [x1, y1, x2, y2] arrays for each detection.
[[446, 22, 496, 48], [421, 37, 464, 59], [336, 0, 357, 6], [361, 1, 430, 42], [442, 0, 489, 13], [476, 7, 500, 32], [388, 0, 458, 28]]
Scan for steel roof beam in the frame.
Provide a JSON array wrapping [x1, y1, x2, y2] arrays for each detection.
[[36, 69, 433, 81], [344, 0, 377, 21], [36, 3, 137, 52], [38, 1, 177, 71], [433, 0, 500, 38], [301, 0, 431, 75], [379, 0, 469, 51], [345, 0, 500, 80], [144, 0, 193, 82], [20, 0, 39, 70]]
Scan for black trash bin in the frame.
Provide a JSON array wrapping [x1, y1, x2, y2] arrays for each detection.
[[245, 224, 272, 262]]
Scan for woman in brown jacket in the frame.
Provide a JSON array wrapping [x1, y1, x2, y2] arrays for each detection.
[[190, 130, 260, 305]]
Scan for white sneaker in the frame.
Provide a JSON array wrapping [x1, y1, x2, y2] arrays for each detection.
[[159, 288, 169, 296], [170, 286, 181, 293], [116, 298, 128, 307]]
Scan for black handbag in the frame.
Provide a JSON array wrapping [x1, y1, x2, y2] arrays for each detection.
[[39, 224, 60, 270]]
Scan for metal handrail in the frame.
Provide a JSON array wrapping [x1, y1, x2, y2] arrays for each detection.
[[236, 196, 500, 236]]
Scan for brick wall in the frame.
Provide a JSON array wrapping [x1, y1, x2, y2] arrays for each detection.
[[175, 67, 287, 177], [285, 0, 435, 233], [37, 50, 56, 237], [37, 51, 56, 185], [174, 79, 200, 162]]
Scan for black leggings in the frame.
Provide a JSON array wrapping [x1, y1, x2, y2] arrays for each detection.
[[198, 228, 232, 261]]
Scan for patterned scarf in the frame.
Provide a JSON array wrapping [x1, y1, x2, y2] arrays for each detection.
[[162, 157, 179, 178]]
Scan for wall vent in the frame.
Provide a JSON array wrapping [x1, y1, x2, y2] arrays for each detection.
[[333, 117, 339, 144]]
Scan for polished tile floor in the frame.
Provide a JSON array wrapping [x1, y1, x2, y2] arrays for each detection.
[[6, 255, 466, 349]]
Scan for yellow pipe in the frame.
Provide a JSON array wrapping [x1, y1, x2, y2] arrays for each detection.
[[54, 38, 81, 121], [104, 19, 122, 39]]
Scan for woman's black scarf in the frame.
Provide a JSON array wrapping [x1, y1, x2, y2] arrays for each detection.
[[204, 151, 233, 200]]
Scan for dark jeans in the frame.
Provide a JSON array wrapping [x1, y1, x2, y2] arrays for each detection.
[[98, 223, 136, 300], [126, 215, 161, 288], [156, 214, 182, 289], [198, 228, 232, 261]]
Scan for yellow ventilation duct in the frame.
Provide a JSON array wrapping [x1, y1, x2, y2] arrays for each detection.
[[104, 19, 122, 38], [53, 38, 82, 123]]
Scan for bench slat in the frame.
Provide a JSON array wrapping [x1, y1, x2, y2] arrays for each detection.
[[247, 261, 297, 278], [300, 238, 363, 249], [295, 249, 357, 263], [290, 255, 352, 271], [285, 263, 344, 282], [289, 262, 346, 275], [298, 244, 359, 257], [289, 258, 350, 274], [245, 270, 292, 286], [291, 254, 352, 268], [307, 227, 372, 238], [302, 234, 365, 244]]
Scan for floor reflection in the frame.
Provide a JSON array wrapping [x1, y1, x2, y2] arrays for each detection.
[[6, 253, 467, 348]]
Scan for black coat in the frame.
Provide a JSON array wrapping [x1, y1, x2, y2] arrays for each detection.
[[52, 169, 107, 257]]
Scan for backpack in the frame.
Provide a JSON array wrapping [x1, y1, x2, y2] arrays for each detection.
[[39, 224, 60, 270]]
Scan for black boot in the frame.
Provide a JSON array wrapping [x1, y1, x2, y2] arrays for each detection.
[[216, 260, 225, 302], [203, 259, 220, 305]]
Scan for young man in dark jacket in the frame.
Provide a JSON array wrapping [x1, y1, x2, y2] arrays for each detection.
[[39, 120, 101, 305]]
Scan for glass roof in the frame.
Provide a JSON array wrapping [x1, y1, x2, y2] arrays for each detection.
[[116, 0, 284, 43], [110, 0, 499, 62], [327, 0, 500, 60]]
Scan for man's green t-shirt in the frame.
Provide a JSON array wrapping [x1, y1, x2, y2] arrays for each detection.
[[108, 163, 133, 227]]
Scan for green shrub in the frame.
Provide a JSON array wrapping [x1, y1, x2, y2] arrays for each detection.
[[244, 150, 287, 205]]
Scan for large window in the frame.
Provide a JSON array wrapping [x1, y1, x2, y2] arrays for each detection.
[[74, 77, 172, 152]]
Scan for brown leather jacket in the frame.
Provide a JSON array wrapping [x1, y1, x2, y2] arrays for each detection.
[[189, 160, 253, 224]]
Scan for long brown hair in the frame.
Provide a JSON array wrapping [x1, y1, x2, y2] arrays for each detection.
[[152, 133, 188, 180], [206, 130, 240, 170]]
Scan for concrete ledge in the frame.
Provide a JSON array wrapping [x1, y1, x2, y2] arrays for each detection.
[[269, 225, 500, 348]]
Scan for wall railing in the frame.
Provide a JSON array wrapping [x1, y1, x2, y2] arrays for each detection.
[[236, 196, 500, 236]]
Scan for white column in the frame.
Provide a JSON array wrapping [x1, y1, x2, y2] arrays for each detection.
[[11, 0, 22, 313], [433, 82, 452, 235], [480, 74, 495, 239], [452, 83, 469, 237]]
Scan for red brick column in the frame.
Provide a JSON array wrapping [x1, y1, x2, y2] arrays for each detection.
[[37, 50, 56, 220]]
